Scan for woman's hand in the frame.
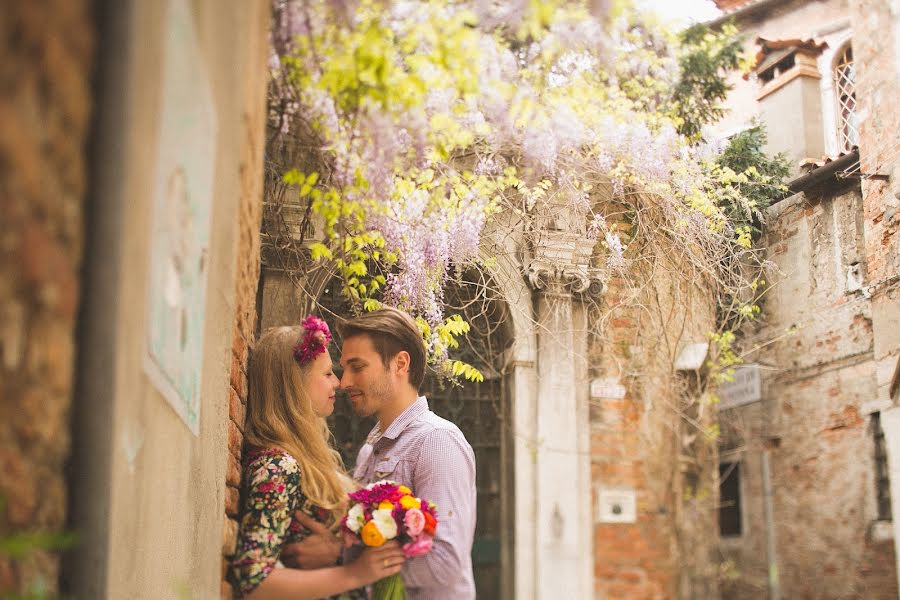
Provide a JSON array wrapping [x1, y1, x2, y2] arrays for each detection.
[[345, 542, 406, 587]]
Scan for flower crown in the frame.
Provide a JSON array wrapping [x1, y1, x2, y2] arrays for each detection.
[[293, 315, 332, 365]]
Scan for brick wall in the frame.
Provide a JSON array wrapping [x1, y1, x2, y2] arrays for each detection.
[[850, 0, 900, 404], [220, 43, 269, 600], [719, 187, 897, 599], [591, 277, 675, 599], [0, 2, 94, 596], [851, 0, 900, 285], [590, 227, 720, 599]]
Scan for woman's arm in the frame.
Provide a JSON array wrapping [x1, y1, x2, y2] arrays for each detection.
[[246, 544, 405, 600], [231, 451, 405, 598]]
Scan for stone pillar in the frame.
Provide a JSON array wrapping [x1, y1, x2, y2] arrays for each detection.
[[510, 357, 538, 600], [529, 264, 599, 599]]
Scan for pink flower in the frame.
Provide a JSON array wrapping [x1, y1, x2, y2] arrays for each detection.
[[293, 315, 332, 365], [404, 508, 425, 537], [402, 535, 433, 558]]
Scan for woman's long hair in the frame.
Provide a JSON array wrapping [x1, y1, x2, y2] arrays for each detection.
[[243, 325, 351, 526]]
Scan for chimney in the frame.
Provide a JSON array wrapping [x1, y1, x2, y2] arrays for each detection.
[[753, 38, 828, 176]]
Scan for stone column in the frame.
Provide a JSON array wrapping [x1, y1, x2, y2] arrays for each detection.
[[529, 265, 600, 599]]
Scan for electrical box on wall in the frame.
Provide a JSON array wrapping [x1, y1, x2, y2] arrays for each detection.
[[597, 488, 637, 523]]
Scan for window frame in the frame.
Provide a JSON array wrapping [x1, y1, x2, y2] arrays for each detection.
[[832, 42, 859, 153]]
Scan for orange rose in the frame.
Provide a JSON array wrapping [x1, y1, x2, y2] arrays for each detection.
[[361, 520, 386, 547], [423, 511, 437, 536]]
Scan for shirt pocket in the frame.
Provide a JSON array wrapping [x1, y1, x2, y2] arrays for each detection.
[[373, 457, 400, 480]]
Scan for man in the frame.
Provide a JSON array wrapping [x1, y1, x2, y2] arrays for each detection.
[[282, 307, 477, 599]]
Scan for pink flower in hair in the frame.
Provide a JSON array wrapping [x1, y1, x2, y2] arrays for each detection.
[[293, 315, 332, 365]]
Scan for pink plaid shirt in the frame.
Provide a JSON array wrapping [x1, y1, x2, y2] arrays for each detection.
[[354, 397, 477, 600]]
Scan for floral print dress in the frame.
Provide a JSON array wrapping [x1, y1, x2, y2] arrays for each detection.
[[230, 447, 366, 599]]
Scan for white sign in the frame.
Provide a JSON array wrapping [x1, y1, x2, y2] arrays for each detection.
[[143, 0, 218, 435], [591, 377, 627, 400], [597, 488, 637, 524], [674, 342, 709, 371], [718, 364, 762, 410]]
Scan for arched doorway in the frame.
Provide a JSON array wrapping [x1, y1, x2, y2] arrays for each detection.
[[318, 275, 516, 599]]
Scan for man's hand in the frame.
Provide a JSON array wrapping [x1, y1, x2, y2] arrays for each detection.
[[280, 512, 342, 569]]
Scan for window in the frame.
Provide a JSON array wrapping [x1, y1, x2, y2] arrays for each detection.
[[833, 44, 859, 152], [719, 461, 742, 537], [874, 412, 892, 521]]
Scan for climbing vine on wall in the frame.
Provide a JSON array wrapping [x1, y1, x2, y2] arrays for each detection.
[[264, 0, 784, 383]]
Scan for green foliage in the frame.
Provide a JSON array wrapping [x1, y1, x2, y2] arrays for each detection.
[[714, 123, 791, 233], [706, 330, 740, 386], [0, 493, 77, 600], [0, 532, 77, 561], [670, 22, 748, 140]]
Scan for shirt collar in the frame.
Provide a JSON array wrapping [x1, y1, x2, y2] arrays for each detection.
[[368, 396, 429, 444]]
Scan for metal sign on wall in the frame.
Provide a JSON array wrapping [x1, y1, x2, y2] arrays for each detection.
[[143, 0, 218, 435], [718, 364, 762, 410]]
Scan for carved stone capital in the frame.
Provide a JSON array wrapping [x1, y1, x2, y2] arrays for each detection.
[[527, 262, 605, 298]]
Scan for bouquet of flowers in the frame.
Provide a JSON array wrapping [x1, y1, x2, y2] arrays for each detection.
[[343, 480, 438, 600]]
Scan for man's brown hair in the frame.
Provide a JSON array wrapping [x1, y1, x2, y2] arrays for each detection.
[[338, 307, 427, 390]]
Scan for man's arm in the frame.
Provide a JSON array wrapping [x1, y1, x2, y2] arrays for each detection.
[[403, 428, 476, 587], [283, 442, 374, 570], [280, 512, 342, 569]]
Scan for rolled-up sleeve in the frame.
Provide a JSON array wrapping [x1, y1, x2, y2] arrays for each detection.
[[403, 428, 476, 587]]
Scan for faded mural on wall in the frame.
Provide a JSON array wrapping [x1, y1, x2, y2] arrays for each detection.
[[144, 0, 217, 434]]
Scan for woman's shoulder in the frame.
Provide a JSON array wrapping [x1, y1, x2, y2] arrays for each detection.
[[244, 447, 301, 480]]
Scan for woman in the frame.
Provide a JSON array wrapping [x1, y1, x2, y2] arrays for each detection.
[[231, 316, 405, 599]]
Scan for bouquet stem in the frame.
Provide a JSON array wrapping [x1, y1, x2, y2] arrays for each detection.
[[371, 573, 408, 600]]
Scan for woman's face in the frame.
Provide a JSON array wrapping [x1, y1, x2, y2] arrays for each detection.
[[305, 350, 340, 417]]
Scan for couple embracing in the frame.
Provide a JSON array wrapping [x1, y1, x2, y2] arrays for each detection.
[[230, 308, 477, 599]]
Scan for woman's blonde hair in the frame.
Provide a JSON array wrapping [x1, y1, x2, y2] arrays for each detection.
[[243, 325, 351, 526]]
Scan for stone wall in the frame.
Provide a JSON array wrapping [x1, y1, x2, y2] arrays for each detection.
[[719, 186, 897, 598], [0, 2, 94, 596], [59, 2, 271, 598]]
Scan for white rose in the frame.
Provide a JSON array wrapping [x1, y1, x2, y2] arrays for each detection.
[[371, 508, 398, 540], [346, 504, 365, 533]]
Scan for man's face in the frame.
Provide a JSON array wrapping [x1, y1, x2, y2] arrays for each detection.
[[339, 334, 394, 418]]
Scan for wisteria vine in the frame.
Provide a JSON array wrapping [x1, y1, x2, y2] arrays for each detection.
[[264, 0, 785, 381]]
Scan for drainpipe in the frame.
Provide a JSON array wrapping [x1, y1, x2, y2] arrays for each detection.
[[761, 450, 781, 600]]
